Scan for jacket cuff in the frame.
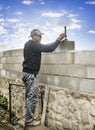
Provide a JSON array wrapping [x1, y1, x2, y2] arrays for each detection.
[[56, 39, 61, 44]]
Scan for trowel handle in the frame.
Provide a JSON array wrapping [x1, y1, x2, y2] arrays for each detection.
[[60, 26, 67, 42], [64, 26, 67, 40]]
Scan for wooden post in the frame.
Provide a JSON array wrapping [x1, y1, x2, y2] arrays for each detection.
[[9, 83, 12, 123], [41, 85, 49, 125]]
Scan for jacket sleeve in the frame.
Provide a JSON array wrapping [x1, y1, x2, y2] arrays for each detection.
[[35, 40, 60, 52]]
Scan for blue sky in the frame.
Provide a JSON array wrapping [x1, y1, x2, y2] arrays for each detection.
[[0, 0, 95, 51]]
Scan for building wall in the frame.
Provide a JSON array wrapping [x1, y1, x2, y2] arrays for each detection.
[[0, 45, 95, 129], [39, 50, 95, 130], [0, 49, 23, 79], [40, 50, 95, 93]]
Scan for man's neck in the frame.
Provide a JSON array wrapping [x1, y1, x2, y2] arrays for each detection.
[[32, 38, 40, 43]]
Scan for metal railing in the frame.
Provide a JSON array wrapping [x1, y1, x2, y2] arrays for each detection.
[[9, 83, 25, 124]]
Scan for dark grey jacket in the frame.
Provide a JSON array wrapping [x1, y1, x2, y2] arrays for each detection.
[[22, 40, 60, 74]]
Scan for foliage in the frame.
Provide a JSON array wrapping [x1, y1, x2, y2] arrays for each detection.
[[0, 95, 7, 109], [0, 108, 5, 117], [0, 95, 19, 126]]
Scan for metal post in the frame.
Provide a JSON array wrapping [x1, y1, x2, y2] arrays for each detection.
[[8, 83, 25, 124], [9, 83, 12, 123]]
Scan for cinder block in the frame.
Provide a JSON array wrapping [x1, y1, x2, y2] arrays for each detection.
[[69, 64, 87, 78], [79, 79, 95, 92], [40, 64, 69, 76], [55, 40, 75, 52], [39, 73, 79, 90], [6, 71, 11, 77], [0, 52, 3, 57], [39, 73, 47, 84], [74, 51, 95, 65], [3, 50, 12, 57], [42, 52, 74, 64], [48, 75, 60, 86], [11, 71, 18, 78], [11, 49, 23, 56], [39, 73, 61, 86], [17, 72, 22, 79], [0, 69, 6, 76], [3, 64, 22, 72], [1, 57, 6, 63], [60, 76, 79, 90], [5, 56, 23, 64], [3, 49, 23, 57], [0, 64, 3, 69], [11, 71, 22, 79], [87, 66, 95, 79], [40, 64, 86, 78]]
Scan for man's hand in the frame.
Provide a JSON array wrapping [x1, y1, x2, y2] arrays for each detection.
[[57, 33, 66, 41]]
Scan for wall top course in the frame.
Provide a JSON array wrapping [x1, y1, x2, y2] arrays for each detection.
[[0, 49, 95, 55], [1, 49, 23, 57]]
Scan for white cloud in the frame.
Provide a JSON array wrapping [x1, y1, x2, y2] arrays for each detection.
[[52, 25, 65, 33], [68, 18, 81, 30], [42, 11, 64, 18], [0, 18, 8, 27], [13, 22, 26, 29], [22, 0, 34, 5], [52, 17, 82, 32], [68, 22, 81, 30], [40, 1, 45, 4], [61, 10, 68, 15], [7, 18, 20, 23], [70, 32, 75, 36], [15, 11, 23, 15], [0, 40, 12, 51], [85, 1, 95, 5], [0, 18, 5, 22], [9, 21, 30, 38], [0, 18, 32, 51], [88, 30, 95, 34], [0, 26, 7, 35], [0, 17, 27, 51], [71, 18, 81, 23], [39, 0, 45, 4], [68, 13, 77, 18], [0, 9, 82, 51], [0, 18, 7, 27], [41, 10, 82, 33]]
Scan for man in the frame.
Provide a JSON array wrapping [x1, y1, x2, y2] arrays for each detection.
[[22, 29, 66, 126]]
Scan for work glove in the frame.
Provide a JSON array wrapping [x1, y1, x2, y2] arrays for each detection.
[[57, 33, 66, 41]]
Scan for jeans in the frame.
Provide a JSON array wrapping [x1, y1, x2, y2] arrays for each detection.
[[22, 72, 39, 123]]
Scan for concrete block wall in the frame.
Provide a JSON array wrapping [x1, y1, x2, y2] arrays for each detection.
[[39, 50, 95, 93], [0, 49, 23, 79], [0, 42, 95, 129]]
